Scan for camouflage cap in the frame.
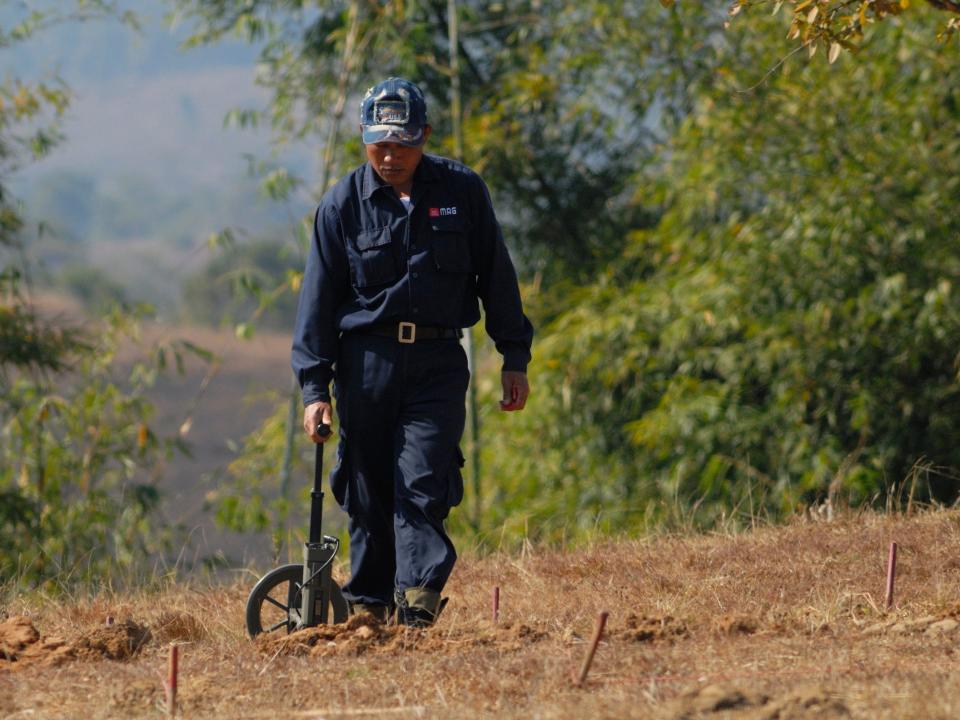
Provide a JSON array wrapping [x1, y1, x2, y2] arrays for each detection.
[[360, 77, 428, 146]]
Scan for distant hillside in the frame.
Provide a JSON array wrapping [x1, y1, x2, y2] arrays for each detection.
[[6, 0, 320, 311]]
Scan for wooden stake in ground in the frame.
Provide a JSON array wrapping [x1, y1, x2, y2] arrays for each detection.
[[166, 643, 179, 717], [492, 586, 500, 624], [573, 611, 608, 687], [885, 541, 898, 610]]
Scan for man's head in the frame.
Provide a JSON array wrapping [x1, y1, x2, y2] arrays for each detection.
[[360, 77, 431, 192]]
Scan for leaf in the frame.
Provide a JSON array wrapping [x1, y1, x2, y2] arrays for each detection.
[[828, 42, 841, 63], [660, 0, 674, 7], [179, 340, 215, 363], [807, 6, 819, 23], [808, 41, 818, 58]]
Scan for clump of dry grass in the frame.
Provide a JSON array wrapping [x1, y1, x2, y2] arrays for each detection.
[[4, 509, 960, 719]]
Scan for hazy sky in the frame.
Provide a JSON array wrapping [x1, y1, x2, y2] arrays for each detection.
[[1, 2, 321, 309], [7, 2, 314, 196]]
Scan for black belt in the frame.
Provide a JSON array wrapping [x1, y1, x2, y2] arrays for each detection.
[[357, 322, 462, 344]]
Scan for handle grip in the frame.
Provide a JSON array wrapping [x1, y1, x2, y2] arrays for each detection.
[[316, 423, 332, 439]]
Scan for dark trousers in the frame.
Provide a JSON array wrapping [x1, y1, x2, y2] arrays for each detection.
[[330, 333, 468, 606]]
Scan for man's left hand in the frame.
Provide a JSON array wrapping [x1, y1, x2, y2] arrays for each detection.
[[500, 371, 529, 411]]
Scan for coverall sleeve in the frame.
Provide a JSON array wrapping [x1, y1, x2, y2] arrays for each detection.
[[291, 204, 349, 404], [471, 174, 534, 373]]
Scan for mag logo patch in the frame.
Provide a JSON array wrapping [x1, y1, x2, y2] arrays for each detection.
[[429, 207, 457, 217]]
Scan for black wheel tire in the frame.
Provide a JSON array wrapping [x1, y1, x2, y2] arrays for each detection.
[[245, 563, 349, 638]]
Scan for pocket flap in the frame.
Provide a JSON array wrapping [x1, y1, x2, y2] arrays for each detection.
[[430, 215, 467, 234], [356, 226, 392, 251]]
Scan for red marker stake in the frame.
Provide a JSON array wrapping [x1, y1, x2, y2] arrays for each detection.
[[885, 542, 898, 611], [492, 586, 500, 624], [166, 644, 179, 717], [574, 611, 608, 687]]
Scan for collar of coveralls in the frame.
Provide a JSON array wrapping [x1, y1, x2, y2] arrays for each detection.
[[361, 150, 441, 200]]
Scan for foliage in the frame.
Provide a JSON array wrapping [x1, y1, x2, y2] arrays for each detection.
[[725, 0, 960, 60], [172, 1, 736, 547], [0, 3, 214, 588], [0, 305, 212, 586], [170, 1, 730, 281], [203, 396, 339, 562], [57, 264, 129, 312], [181, 236, 303, 330], [474, 9, 960, 541], [177, 0, 960, 548]]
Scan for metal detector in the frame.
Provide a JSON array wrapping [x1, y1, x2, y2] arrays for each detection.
[[245, 423, 348, 637]]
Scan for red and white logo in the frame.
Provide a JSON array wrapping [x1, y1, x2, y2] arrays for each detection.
[[429, 207, 440, 217], [429, 206, 458, 217]]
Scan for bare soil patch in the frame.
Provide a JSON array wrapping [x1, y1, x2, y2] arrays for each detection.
[[0, 616, 150, 669], [664, 683, 849, 719], [256, 613, 550, 658]]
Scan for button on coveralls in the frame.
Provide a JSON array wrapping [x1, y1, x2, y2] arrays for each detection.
[[292, 154, 533, 606]]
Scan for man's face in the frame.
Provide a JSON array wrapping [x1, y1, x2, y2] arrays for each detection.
[[364, 125, 432, 191]]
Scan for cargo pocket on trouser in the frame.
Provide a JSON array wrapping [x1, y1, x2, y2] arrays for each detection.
[[329, 440, 352, 514], [444, 446, 466, 515]]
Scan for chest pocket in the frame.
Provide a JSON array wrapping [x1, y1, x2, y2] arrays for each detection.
[[349, 226, 397, 288], [430, 216, 473, 273]]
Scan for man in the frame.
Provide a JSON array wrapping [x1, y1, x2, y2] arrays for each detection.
[[292, 77, 533, 627]]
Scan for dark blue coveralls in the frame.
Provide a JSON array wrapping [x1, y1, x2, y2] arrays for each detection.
[[291, 153, 533, 606]]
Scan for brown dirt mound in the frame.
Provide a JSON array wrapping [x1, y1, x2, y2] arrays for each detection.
[[256, 614, 549, 657], [860, 601, 960, 638], [71, 620, 151, 661], [754, 686, 850, 719], [618, 613, 688, 643], [0, 616, 72, 669], [0, 616, 150, 670], [713, 614, 760, 636], [152, 610, 206, 643], [663, 683, 848, 719]]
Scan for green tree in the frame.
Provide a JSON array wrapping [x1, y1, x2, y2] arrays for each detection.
[[169, 0, 735, 547], [174, 0, 960, 549], [475, 8, 960, 540], [725, 0, 960, 60], [0, 3, 209, 588], [181, 237, 302, 329], [171, 1, 729, 280]]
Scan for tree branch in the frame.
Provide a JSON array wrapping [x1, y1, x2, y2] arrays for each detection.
[[925, 0, 960, 13]]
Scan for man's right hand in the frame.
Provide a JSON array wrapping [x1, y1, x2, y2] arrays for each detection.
[[303, 401, 334, 443]]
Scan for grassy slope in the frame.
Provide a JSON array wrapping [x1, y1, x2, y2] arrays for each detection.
[[4, 509, 960, 718]]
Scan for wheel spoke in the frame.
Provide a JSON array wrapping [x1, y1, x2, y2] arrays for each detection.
[[265, 595, 288, 612], [266, 619, 290, 633]]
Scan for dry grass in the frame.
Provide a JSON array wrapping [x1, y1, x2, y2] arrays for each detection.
[[4, 509, 960, 718]]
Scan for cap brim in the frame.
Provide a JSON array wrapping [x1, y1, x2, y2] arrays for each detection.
[[362, 124, 425, 147]]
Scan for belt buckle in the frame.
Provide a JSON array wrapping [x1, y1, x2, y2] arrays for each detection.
[[398, 321, 416, 344]]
